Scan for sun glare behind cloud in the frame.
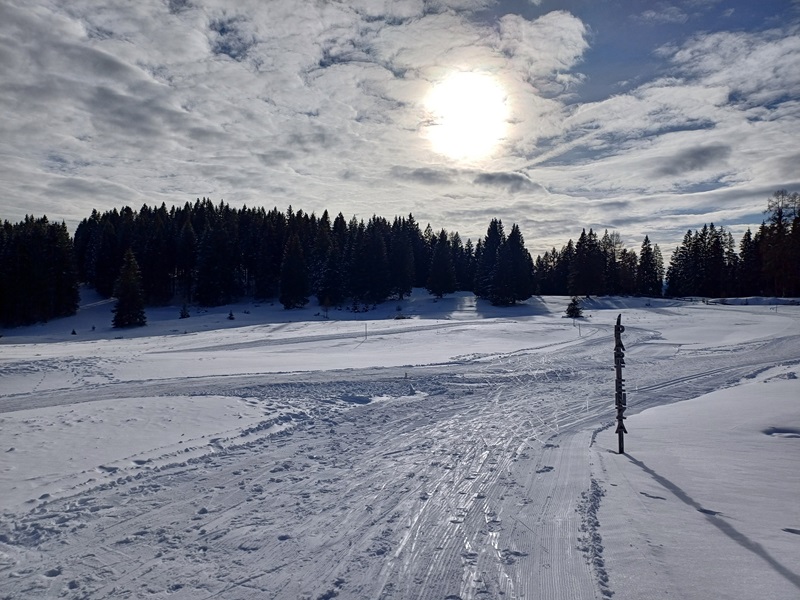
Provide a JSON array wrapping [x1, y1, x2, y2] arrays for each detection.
[[424, 72, 509, 161]]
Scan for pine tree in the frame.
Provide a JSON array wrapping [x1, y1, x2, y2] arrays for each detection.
[[48, 221, 79, 319], [636, 236, 662, 296], [176, 217, 197, 302], [0, 217, 79, 326], [737, 228, 761, 296], [388, 222, 415, 299], [665, 230, 692, 297], [316, 244, 345, 308], [253, 217, 283, 300], [570, 229, 604, 296], [761, 190, 797, 296], [489, 241, 515, 305], [426, 229, 456, 298], [279, 233, 309, 309], [490, 224, 533, 305], [553, 240, 575, 295], [789, 211, 800, 297], [112, 249, 147, 328], [566, 297, 583, 318], [195, 222, 239, 306], [345, 218, 369, 303], [93, 219, 121, 297], [475, 219, 505, 299], [364, 218, 391, 303], [459, 238, 476, 292], [600, 230, 621, 295], [618, 248, 638, 295], [309, 212, 333, 299]]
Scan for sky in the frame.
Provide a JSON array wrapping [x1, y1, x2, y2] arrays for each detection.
[[1, 0, 799, 257]]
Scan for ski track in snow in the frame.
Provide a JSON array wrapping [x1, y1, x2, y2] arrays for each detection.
[[1, 300, 799, 599]]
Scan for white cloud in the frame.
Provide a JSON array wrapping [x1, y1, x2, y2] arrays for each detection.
[[635, 4, 689, 24], [497, 11, 588, 89]]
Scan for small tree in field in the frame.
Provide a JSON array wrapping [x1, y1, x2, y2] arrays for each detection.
[[566, 296, 583, 319], [112, 249, 147, 328]]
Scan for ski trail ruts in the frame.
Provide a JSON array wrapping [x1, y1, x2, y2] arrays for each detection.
[[4, 329, 798, 598], [368, 379, 592, 600]]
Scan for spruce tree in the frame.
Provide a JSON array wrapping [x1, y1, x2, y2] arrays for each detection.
[[553, 240, 575, 295], [48, 221, 79, 319], [600, 230, 621, 295], [569, 229, 589, 297], [426, 229, 456, 298], [364, 219, 391, 303], [761, 190, 796, 296], [195, 222, 238, 306], [112, 249, 147, 328], [279, 233, 309, 309], [176, 218, 197, 302], [618, 248, 637, 295], [474, 219, 505, 298], [636, 236, 662, 296], [489, 242, 515, 305], [93, 219, 120, 297], [316, 244, 345, 308], [388, 223, 415, 299], [490, 224, 533, 305], [737, 229, 760, 296], [566, 297, 583, 318]]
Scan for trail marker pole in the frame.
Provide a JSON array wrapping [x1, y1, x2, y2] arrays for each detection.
[[614, 314, 627, 454]]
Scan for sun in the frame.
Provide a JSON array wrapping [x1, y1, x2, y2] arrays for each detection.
[[424, 71, 509, 161]]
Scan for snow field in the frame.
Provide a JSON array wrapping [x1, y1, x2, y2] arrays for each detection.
[[0, 291, 799, 599], [594, 365, 800, 600]]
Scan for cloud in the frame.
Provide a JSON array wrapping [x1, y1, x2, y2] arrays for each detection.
[[209, 15, 257, 62], [473, 171, 544, 193], [391, 166, 457, 185], [653, 144, 731, 177], [635, 5, 689, 25], [663, 27, 800, 108], [496, 11, 588, 93]]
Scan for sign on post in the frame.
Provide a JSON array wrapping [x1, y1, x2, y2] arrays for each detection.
[[614, 314, 627, 454]]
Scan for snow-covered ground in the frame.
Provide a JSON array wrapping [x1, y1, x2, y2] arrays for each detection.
[[1, 290, 798, 599]]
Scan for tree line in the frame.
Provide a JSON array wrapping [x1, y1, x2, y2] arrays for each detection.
[[67, 200, 535, 312], [666, 191, 800, 298], [1, 191, 797, 327], [0, 216, 79, 326]]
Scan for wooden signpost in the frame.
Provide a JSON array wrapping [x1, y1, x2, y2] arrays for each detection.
[[614, 314, 627, 454]]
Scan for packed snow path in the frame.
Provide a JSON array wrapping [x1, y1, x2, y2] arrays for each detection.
[[1, 296, 799, 599]]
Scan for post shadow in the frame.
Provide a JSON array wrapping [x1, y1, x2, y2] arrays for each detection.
[[624, 453, 800, 592]]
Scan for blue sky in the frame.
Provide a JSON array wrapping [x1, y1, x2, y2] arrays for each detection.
[[1, 0, 798, 257]]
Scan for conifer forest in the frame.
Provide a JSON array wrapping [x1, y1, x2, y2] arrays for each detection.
[[1, 190, 798, 327]]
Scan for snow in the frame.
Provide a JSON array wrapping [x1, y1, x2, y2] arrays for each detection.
[[595, 366, 800, 599], [1, 290, 799, 599]]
